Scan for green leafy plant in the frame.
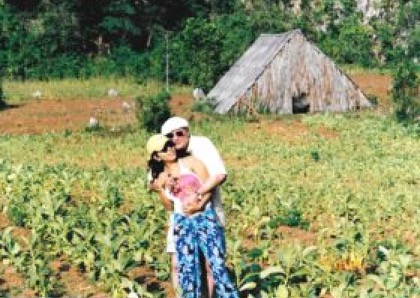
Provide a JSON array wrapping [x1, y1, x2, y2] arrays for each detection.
[[392, 61, 419, 123], [191, 98, 215, 114], [135, 90, 171, 132], [0, 78, 6, 109]]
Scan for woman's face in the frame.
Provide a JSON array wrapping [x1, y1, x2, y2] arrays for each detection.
[[155, 141, 176, 162]]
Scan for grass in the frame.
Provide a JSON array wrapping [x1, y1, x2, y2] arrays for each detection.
[[340, 64, 394, 76], [2, 77, 191, 103]]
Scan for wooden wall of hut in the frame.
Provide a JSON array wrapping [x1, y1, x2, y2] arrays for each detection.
[[232, 34, 370, 114]]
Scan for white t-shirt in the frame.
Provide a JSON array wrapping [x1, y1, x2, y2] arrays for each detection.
[[187, 136, 226, 226]]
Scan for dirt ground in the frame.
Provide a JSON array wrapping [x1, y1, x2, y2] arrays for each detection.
[[0, 97, 137, 135], [0, 73, 393, 296], [0, 73, 392, 135]]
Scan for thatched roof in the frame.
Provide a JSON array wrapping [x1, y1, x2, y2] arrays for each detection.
[[208, 29, 371, 114]]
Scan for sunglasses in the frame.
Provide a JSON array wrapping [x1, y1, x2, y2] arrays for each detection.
[[166, 130, 186, 139], [160, 141, 175, 152]]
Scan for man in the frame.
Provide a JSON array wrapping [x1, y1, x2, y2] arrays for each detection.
[[154, 116, 227, 298]]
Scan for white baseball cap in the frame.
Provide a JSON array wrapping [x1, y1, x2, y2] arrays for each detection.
[[161, 117, 189, 135]]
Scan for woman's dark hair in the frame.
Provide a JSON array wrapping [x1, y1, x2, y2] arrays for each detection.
[[148, 153, 165, 181], [147, 140, 180, 181]]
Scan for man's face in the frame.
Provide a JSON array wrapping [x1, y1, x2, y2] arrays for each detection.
[[165, 127, 189, 151]]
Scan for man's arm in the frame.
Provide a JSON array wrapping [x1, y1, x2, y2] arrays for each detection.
[[183, 136, 228, 215], [184, 174, 225, 211], [197, 174, 226, 195]]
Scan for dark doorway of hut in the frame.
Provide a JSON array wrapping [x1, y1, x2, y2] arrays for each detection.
[[292, 93, 310, 114]]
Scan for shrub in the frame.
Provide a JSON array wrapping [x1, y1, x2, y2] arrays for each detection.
[[367, 94, 378, 106], [191, 99, 215, 114], [135, 90, 171, 132], [267, 207, 309, 230], [392, 62, 419, 123], [0, 78, 6, 110]]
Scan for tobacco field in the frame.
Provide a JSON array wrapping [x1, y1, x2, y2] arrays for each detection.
[[0, 96, 419, 297]]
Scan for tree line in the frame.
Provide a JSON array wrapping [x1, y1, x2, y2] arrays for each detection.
[[0, 0, 418, 91]]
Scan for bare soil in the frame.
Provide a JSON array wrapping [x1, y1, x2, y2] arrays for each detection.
[[351, 73, 393, 111], [0, 98, 137, 135]]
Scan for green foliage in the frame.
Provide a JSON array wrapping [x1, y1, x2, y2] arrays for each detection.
[[407, 23, 420, 61], [369, 0, 419, 66], [83, 122, 104, 133], [392, 62, 419, 123], [0, 160, 162, 297], [169, 9, 289, 91], [101, 186, 124, 209], [367, 94, 379, 106], [171, 18, 224, 91], [372, 21, 406, 65], [7, 203, 28, 226], [0, 78, 5, 109], [191, 99, 215, 114], [268, 208, 309, 230], [2, 0, 419, 82], [215, 12, 256, 71], [135, 90, 171, 132], [319, 15, 375, 67]]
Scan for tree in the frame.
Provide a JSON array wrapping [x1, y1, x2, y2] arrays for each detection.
[[171, 18, 224, 91]]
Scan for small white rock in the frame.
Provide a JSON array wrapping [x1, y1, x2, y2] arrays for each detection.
[[108, 88, 119, 97], [193, 88, 205, 100], [122, 101, 131, 110], [32, 90, 42, 99], [88, 117, 99, 127]]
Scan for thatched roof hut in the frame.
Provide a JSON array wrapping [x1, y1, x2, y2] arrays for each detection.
[[207, 29, 371, 114]]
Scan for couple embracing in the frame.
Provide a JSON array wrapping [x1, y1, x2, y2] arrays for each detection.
[[147, 117, 238, 298]]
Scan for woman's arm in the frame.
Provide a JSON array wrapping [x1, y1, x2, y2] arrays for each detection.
[[152, 175, 174, 211], [156, 188, 174, 211]]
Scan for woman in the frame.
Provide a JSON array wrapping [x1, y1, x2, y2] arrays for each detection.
[[146, 134, 238, 298]]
